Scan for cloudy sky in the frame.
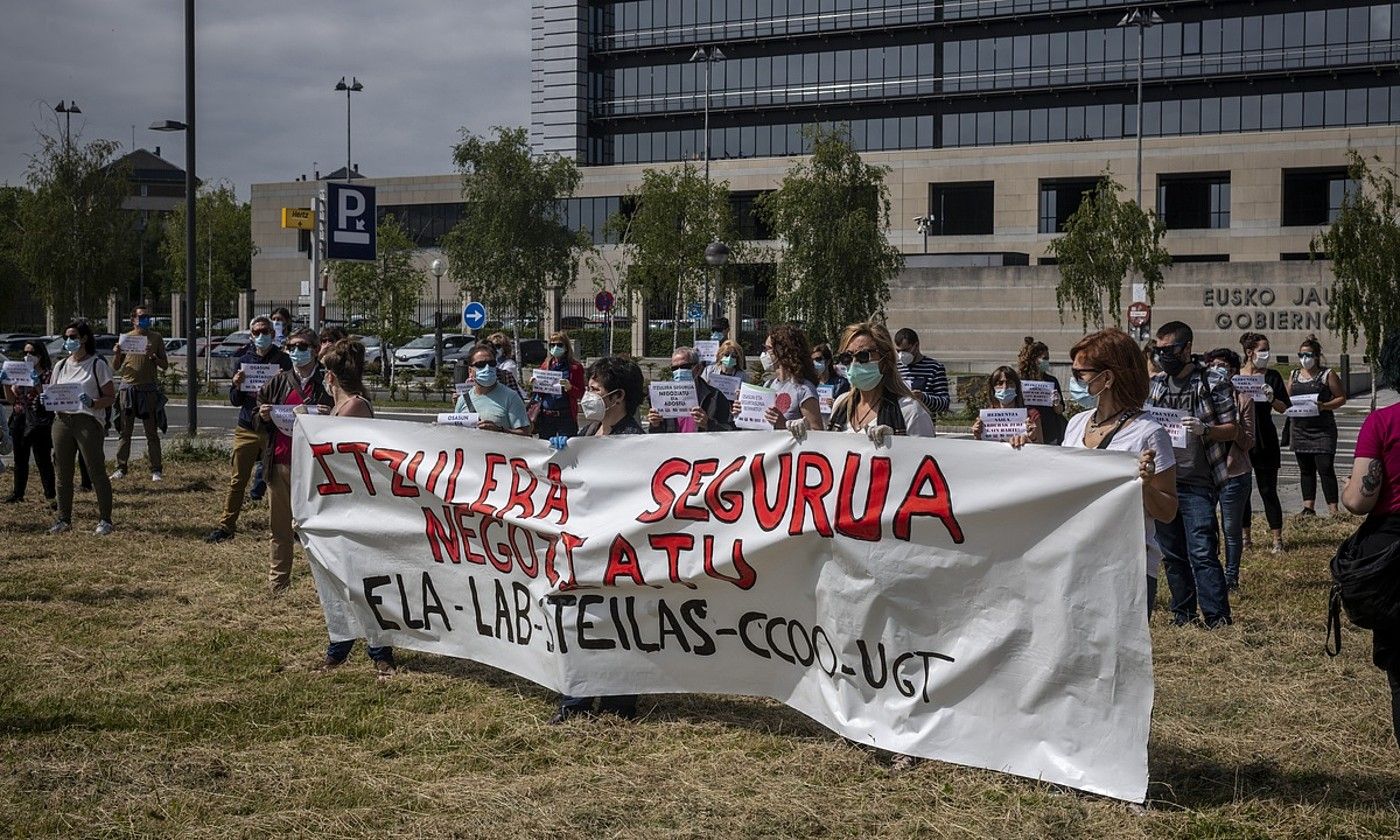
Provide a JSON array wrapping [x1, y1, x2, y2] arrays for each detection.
[[0, 1, 532, 197]]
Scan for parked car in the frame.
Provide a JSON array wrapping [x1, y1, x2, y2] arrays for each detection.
[[209, 331, 252, 378], [2, 334, 43, 360], [357, 335, 383, 368], [164, 336, 211, 358], [393, 333, 476, 371]]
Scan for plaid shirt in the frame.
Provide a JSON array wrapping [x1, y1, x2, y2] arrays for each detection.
[[1148, 366, 1238, 487]]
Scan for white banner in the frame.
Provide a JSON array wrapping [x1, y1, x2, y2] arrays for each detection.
[[293, 418, 1153, 800]]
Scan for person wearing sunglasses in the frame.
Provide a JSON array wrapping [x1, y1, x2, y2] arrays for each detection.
[[1147, 321, 1239, 629], [826, 322, 934, 441], [255, 327, 333, 594], [647, 346, 734, 434], [531, 331, 584, 441], [1287, 334, 1348, 518], [1203, 348, 1257, 593], [205, 316, 292, 544], [452, 344, 530, 435], [738, 323, 824, 434], [48, 321, 117, 536]]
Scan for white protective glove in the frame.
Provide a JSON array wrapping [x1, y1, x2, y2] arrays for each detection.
[[1180, 415, 1207, 437], [785, 418, 809, 442], [866, 424, 894, 447], [1262, 384, 1274, 403]]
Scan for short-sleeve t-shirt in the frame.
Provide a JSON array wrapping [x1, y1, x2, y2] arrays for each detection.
[[1063, 410, 1177, 579], [767, 376, 819, 421], [51, 354, 114, 421], [455, 383, 530, 431], [1355, 404, 1400, 515], [116, 330, 163, 385]]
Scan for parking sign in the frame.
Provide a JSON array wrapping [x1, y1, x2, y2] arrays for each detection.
[[326, 182, 376, 261]]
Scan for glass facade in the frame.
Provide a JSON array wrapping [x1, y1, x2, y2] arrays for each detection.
[[1157, 173, 1231, 230], [1281, 168, 1359, 226], [578, 1, 1400, 165], [928, 181, 994, 235]]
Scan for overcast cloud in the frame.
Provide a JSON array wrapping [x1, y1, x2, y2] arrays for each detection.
[[0, 0, 532, 197]]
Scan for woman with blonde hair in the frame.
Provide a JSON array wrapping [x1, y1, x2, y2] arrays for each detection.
[[827, 322, 934, 440], [704, 338, 748, 386]]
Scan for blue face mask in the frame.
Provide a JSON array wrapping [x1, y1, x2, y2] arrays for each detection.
[[673, 368, 694, 383], [474, 366, 498, 388], [137, 316, 152, 330], [847, 361, 883, 391], [288, 348, 313, 366], [549, 345, 566, 359], [63, 338, 81, 353], [253, 334, 273, 351], [1067, 374, 1097, 408], [813, 360, 827, 374], [994, 386, 1018, 405], [1038, 358, 1051, 374], [710, 332, 725, 342]]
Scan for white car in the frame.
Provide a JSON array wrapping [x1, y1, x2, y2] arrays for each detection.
[[164, 337, 210, 357], [392, 333, 476, 371]]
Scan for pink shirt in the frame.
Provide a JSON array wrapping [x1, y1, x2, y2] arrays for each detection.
[[1355, 403, 1400, 515]]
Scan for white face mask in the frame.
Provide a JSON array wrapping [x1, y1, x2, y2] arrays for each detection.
[[759, 351, 774, 371], [1253, 350, 1270, 365], [896, 351, 914, 367], [580, 391, 608, 421]]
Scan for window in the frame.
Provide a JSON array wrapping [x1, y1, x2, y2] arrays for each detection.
[[1281, 168, 1357, 226], [1157, 172, 1231, 230], [927, 181, 995, 236], [1038, 178, 1098, 234]]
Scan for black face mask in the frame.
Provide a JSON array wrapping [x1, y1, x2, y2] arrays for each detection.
[[1157, 350, 1188, 377]]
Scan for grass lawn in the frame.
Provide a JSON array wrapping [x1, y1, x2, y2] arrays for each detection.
[[1, 450, 1398, 838]]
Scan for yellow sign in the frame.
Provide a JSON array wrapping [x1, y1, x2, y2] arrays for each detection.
[[281, 207, 314, 230]]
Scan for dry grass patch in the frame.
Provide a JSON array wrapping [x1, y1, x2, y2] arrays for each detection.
[[1, 455, 1398, 837]]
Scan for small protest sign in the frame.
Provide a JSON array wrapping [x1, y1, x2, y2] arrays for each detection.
[[707, 372, 742, 401], [1232, 375, 1267, 403], [979, 408, 1028, 441], [1, 360, 34, 386], [117, 334, 149, 355], [1142, 406, 1188, 448], [532, 369, 563, 396], [735, 382, 778, 430], [436, 412, 481, 428], [41, 383, 85, 412], [1284, 393, 1320, 418], [1021, 380, 1055, 407], [649, 380, 699, 419], [240, 362, 280, 393], [817, 384, 835, 416], [695, 340, 720, 364]]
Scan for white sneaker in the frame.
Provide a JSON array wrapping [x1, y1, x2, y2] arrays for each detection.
[[151, 471, 163, 482], [48, 520, 71, 535], [110, 469, 126, 480], [94, 520, 114, 536]]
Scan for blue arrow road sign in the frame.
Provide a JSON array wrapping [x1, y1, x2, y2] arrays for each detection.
[[462, 301, 488, 332], [687, 302, 704, 320]]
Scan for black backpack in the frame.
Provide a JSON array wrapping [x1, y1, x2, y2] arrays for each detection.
[[1325, 519, 1400, 656]]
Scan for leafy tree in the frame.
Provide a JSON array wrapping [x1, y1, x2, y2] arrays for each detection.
[[442, 126, 587, 329], [0, 185, 28, 316], [331, 213, 424, 353], [755, 124, 902, 344], [1311, 149, 1400, 410], [605, 161, 740, 347], [159, 181, 256, 312], [14, 128, 134, 320], [1048, 170, 1170, 331]]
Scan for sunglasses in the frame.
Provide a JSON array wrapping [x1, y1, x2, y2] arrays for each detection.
[[470, 359, 498, 370], [251, 328, 271, 336], [1152, 343, 1186, 356], [549, 343, 566, 350], [286, 342, 312, 351], [1298, 352, 1316, 358], [1070, 367, 1103, 382], [669, 363, 696, 372], [835, 350, 881, 365]]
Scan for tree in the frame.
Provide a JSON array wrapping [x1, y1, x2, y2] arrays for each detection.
[[0, 186, 28, 316], [1311, 149, 1400, 410], [14, 128, 133, 320], [331, 214, 424, 365], [756, 124, 903, 344], [1048, 170, 1170, 331], [441, 126, 586, 330], [606, 161, 741, 347], [159, 181, 256, 312]]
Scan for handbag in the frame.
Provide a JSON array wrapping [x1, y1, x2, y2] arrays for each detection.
[[1325, 516, 1400, 655]]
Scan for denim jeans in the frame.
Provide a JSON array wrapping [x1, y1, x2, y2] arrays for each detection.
[[326, 639, 392, 663], [1218, 473, 1253, 585], [1156, 482, 1232, 626]]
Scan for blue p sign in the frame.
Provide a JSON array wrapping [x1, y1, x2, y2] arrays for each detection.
[[326, 182, 376, 261]]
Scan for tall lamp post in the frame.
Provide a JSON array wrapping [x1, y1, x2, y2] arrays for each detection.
[[1118, 8, 1163, 209], [334, 76, 364, 179], [690, 45, 727, 326], [430, 258, 446, 371], [148, 0, 196, 436], [54, 100, 81, 146], [55, 100, 81, 318]]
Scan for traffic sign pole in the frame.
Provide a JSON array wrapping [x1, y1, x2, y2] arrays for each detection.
[[311, 189, 325, 333]]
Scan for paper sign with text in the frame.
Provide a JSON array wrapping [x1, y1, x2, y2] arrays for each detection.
[[41, 383, 84, 412], [649, 381, 699, 419], [695, 340, 720, 364], [240, 362, 281, 393], [1142, 406, 1188, 447], [1284, 393, 1320, 418], [1232, 375, 1267, 403], [1, 360, 34, 385], [707, 372, 742, 402], [979, 408, 1028, 441], [735, 382, 778, 430], [436, 412, 481, 428], [293, 418, 1153, 802], [1021, 380, 1055, 408], [817, 384, 835, 415], [270, 405, 322, 436], [532, 369, 563, 396], [117, 334, 149, 355]]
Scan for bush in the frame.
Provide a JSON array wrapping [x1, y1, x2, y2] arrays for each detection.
[[163, 435, 230, 463]]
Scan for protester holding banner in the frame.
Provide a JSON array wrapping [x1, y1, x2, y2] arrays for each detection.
[[703, 339, 748, 387], [256, 327, 333, 594], [205, 317, 292, 544], [1149, 321, 1238, 628], [1340, 333, 1400, 746], [826, 322, 934, 440], [811, 343, 851, 403], [1205, 349, 1257, 592], [551, 355, 647, 722], [1017, 336, 1067, 445], [532, 331, 584, 441], [971, 366, 1042, 444], [3, 339, 55, 508], [894, 328, 951, 415], [452, 344, 531, 436], [756, 324, 824, 432], [1051, 329, 1178, 614], [48, 321, 117, 536], [1287, 334, 1347, 518], [1239, 332, 1291, 554], [110, 305, 169, 482], [647, 347, 733, 433]]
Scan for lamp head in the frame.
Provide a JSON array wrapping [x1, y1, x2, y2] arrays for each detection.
[[335, 76, 347, 91], [350, 77, 364, 92], [430, 258, 446, 278], [704, 240, 730, 267], [149, 119, 187, 132]]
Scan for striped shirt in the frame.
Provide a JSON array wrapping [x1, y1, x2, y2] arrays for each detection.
[[898, 354, 950, 414]]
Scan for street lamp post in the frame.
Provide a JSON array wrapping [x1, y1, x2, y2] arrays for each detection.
[[334, 76, 364, 179], [688, 46, 726, 184], [430, 258, 447, 371], [1118, 8, 1163, 209], [54, 100, 81, 147], [55, 100, 81, 319]]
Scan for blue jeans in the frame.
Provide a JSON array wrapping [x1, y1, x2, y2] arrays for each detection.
[[1218, 473, 1252, 585], [326, 639, 392, 663], [1156, 482, 1232, 626]]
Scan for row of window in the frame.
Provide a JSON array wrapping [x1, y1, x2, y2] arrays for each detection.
[[593, 0, 1155, 52], [593, 83, 1400, 165], [598, 5, 1400, 115]]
